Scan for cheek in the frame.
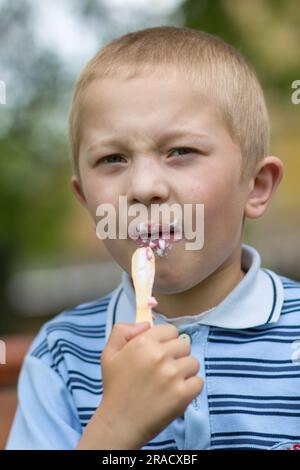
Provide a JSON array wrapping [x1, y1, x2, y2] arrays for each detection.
[[205, 181, 244, 239], [190, 170, 244, 235], [82, 176, 118, 216], [176, 162, 239, 205], [103, 239, 130, 273]]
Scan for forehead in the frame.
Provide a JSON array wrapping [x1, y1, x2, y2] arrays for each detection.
[[79, 73, 227, 144]]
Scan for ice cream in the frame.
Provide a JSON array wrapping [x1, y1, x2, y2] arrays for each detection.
[[131, 246, 156, 326]]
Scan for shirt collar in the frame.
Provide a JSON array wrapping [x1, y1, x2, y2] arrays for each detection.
[[107, 244, 284, 337]]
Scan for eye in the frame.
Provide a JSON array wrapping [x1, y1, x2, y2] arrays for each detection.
[[98, 154, 126, 164], [170, 147, 195, 158]]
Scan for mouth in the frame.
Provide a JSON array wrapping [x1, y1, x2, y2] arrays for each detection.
[[134, 223, 181, 256]]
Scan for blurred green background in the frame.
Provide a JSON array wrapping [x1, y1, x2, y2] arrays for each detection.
[[0, 0, 299, 335]]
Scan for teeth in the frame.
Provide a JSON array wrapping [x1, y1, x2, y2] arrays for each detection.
[[137, 219, 178, 232], [137, 222, 177, 238], [136, 220, 177, 257], [158, 239, 166, 250], [137, 222, 149, 236], [149, 230, 159, 238], [156, 248, 163, 257]]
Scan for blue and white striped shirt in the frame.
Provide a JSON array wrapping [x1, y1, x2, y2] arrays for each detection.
[[6, 244, 300, 450]]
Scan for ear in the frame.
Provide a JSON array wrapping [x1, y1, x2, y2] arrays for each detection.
[[70, 175, 87, 208], [70, 175, 97, 232], [244, 156, 284, 219]]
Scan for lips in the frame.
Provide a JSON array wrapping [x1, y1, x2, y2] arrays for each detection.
[[146, 226, 175, 239], [133, 221, 181, 256], [137, 222, 177, 239]]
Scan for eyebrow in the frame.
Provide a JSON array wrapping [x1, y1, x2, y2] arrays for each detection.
[[87, 129, 211, 154]]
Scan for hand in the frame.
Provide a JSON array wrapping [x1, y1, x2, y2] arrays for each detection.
[[98, 322, 203, 449]]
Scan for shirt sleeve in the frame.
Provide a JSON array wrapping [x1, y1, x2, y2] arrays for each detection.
[[6, 355, 82, 450]]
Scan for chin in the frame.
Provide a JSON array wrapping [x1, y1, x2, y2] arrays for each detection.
[[154, 263, 209, 294], [153, 273, 193, 295]]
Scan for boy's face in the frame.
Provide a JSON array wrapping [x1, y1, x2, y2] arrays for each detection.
[[73, 71, 251, 294]]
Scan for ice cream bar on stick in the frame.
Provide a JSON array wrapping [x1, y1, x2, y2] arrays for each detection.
[[131, 246, 155, 327]]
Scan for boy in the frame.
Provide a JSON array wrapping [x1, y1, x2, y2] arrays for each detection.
[[6, 26, 300, 450]]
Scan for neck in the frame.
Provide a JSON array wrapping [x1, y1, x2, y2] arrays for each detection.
[[153, 246, 245, 318]]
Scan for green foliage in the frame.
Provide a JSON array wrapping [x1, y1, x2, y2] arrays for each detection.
[[0, 0, 73, 263]]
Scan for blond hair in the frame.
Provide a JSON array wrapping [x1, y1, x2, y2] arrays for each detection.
[[68, 26, 269, 179]]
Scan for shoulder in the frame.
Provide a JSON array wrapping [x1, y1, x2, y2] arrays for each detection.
[[28, 292, 113, 371], [279, 275, 300, 323], [280, 274, 300, 292], [280, 275, 300, 307], [13, 291, 118, 442]]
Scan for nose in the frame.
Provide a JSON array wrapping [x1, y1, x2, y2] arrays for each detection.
[[127, 156, 169, 206]]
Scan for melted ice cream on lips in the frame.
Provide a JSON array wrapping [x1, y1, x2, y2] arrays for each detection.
[[135, 220, 180, 257]]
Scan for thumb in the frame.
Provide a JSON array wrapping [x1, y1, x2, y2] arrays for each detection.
[[103, 322, 151, 362]]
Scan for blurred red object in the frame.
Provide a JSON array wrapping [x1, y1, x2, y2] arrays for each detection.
[[0, 335, 33, 449]]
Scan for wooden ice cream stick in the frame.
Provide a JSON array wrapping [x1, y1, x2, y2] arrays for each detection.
[[131, 247, 155, 327]]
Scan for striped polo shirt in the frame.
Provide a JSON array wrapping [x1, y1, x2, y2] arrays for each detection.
[[6, 244, 300, 450]]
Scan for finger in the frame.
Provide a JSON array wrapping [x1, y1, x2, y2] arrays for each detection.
[[104, 322, 151, 359], [126, 322, 152, 341], [145, 324, 179, 343], [183, 375, 204, 400], [162, 337, 191, 359], [176, 356, 201, 379]]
